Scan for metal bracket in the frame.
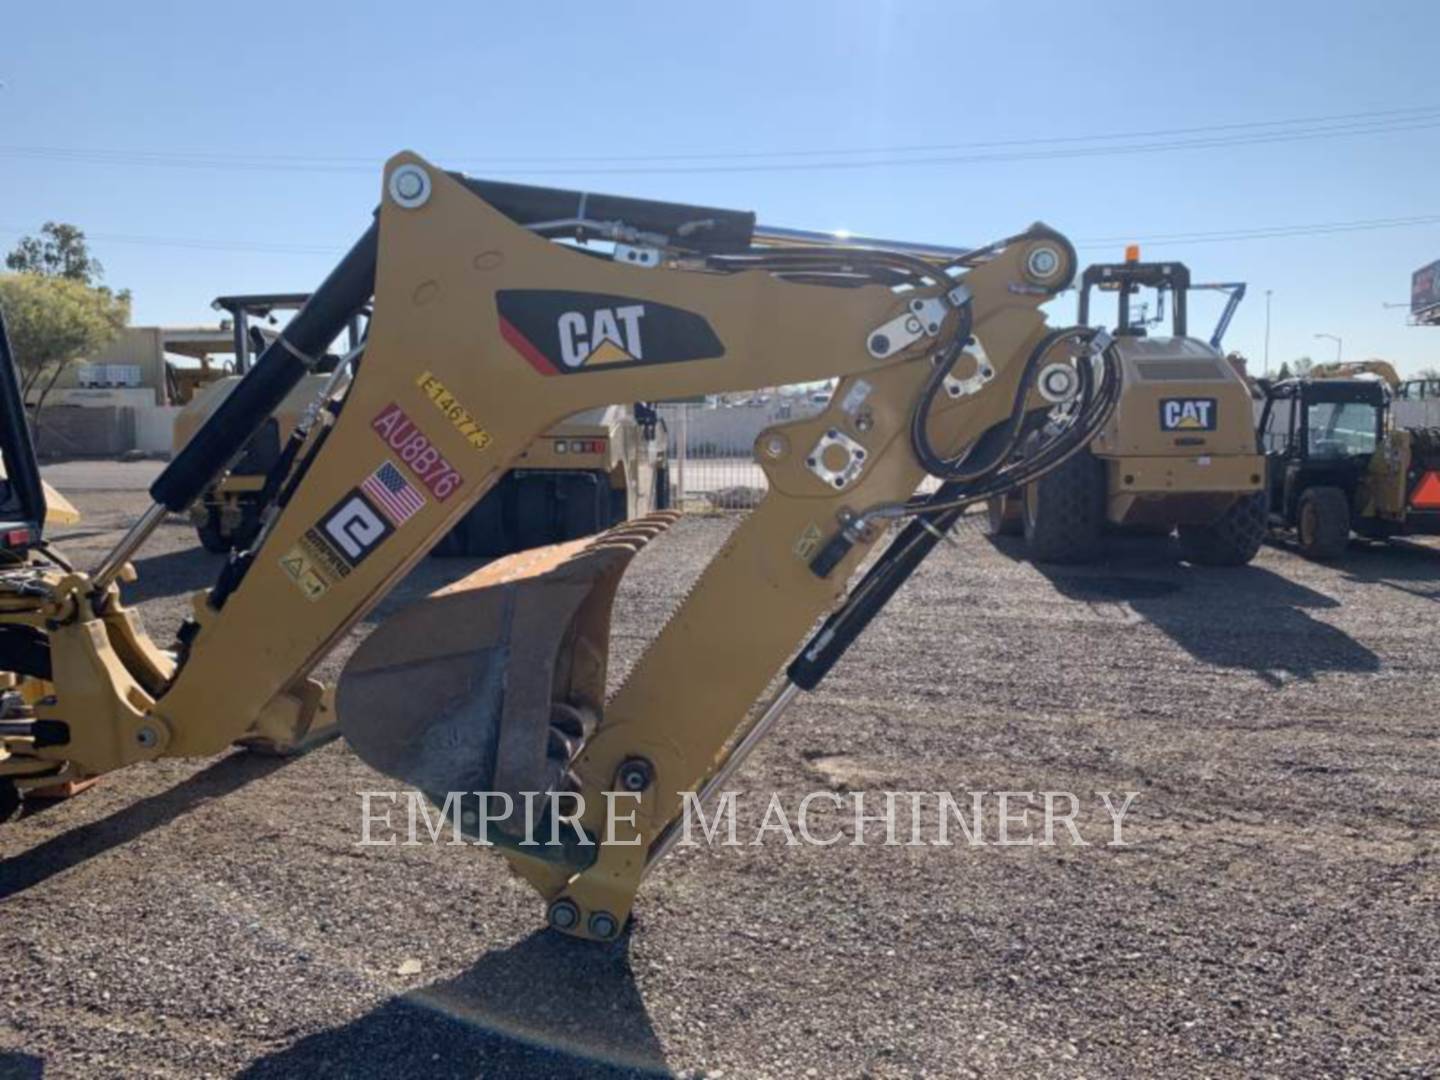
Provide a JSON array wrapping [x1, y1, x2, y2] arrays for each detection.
[[805, 428, 869, 490], [941, 338, 995, 399]]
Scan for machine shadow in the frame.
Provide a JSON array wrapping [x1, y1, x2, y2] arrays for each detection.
[[1338, 540, 1440, 604], [241, 929, 669, 1079], [987, 533, 1380, 684], [0, 1051, 44, 1080], [0, 751, 290, 900], [125, 546, 226, 603]]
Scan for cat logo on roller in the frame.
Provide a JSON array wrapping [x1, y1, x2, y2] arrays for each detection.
[[1159, 397, 1218, 432], [497, 289, 724, 375]]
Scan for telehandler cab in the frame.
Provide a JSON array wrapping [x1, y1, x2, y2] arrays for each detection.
[[0, 156, 1119, 939], [1259, 362, 1440, 558]]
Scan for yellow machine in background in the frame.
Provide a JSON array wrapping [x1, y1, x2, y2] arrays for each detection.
[[176, 294, 668, 554], [987, 256, 1266, 565], [0, 159, 1121, 936], [1259, 360, 1440, 558]]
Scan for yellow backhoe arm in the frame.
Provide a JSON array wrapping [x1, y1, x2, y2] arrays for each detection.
[[1, 154, 1115, 938]]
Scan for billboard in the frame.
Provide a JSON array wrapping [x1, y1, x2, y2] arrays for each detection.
[[1414, 258, 1440, 324]]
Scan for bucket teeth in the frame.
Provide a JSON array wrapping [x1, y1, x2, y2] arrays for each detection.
[[336, 513, 679, 835]]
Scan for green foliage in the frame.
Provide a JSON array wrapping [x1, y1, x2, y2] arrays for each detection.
[[5, 222, 106, 285], [1276, 362, 1292, 380], [1292, 356, 1314, 377], [0, 273, 130, 393]]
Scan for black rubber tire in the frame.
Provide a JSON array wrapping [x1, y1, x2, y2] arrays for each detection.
[[1177, 491, 1268, 566], [1021, 449, 1106, 564], [609, 486, 628, 528], [229, 501, 263, 553], [0, 777, 21, 824], [654, 465, 671, 511], [195, 509, 230, 554], [1296, 486, 1351, 560], [984, 495, 1022, 537]]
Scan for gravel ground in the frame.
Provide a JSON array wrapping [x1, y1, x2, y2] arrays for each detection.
[[2, 471, 1439, 1078]]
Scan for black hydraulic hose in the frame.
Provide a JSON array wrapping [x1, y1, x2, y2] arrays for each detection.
[[150, 222, 378, 512]]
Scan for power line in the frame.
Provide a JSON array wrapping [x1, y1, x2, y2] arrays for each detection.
[[4, 212, 1437, 260], [2, 108, 1438, 177], [1077, 213, 1440, 248]]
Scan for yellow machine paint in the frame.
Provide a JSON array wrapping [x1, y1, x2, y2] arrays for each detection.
[[988, 258, 1266, 565], [0, 156, 1119, 936], [177, 360, 667, 555]]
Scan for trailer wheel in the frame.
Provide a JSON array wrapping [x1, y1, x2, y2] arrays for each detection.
[[1178, 491, 1268, 566], [983, 495, 1022, 537], [1296, 486, 1351, 560], [1021, 449, 1105, 563]]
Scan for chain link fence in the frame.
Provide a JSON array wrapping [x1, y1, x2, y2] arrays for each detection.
[[659, 393, 941, 511]]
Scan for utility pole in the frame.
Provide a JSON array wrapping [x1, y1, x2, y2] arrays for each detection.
[[1264, 290, 1273, 377]]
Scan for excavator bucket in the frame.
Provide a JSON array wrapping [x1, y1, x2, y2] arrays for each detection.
[[337, 512, 679, 838]]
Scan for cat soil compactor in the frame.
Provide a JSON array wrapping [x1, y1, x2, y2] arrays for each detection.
[[176, 293, 668, 555], [1259, 360, 1440, 558], [0, 157, 1120, 940], [985, 255, 1267, 565]]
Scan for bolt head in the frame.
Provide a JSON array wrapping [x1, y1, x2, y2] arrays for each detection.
[[547, 899, 580, 931], [135, 726, 157, 748], [1026, 245, 1061, 278], [617, 757, 653, 792], [869, 334, 890, 355], [389, 164, 431, 208]]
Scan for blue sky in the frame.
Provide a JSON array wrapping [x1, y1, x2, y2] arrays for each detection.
[[4, 1, 1438, 375]]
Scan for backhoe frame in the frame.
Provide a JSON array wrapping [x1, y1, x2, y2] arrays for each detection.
[[1, 154, 1089, 936]]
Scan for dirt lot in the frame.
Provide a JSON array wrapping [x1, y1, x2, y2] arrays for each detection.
[[3, 467, 1438, 1078]]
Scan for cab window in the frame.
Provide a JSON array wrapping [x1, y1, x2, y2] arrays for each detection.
[[1305, 402, 1378, 458], [1262, 398, 1294, 452]]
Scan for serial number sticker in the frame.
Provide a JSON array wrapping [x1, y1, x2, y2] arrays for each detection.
[[279, 544, 331, 601], [416, 371, 493, 451], [371, 403, 465, 501], [839, 379, 872, 416], [299, 530, 352, 583]]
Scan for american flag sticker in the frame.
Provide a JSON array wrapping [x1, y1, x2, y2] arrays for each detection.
[[361, 460, 427, 526]]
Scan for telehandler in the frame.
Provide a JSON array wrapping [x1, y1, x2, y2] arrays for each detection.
[[986, 255, 1267, 565], [177, 293, 669, 554], [1259, 360, 1440, 558], [0, 156, 1118, 939]]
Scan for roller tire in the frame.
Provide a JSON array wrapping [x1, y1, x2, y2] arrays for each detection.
[[1021, 449, 1106, 564], [1178, 491, 1268, 567]]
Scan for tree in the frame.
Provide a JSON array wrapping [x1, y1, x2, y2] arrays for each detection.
[[2, 223, 130, 449], [1291, 356, 1314, 377], [0, 274, 130, 445], [1276, 361, 1292, 380], [6, 222, 106, 284]]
